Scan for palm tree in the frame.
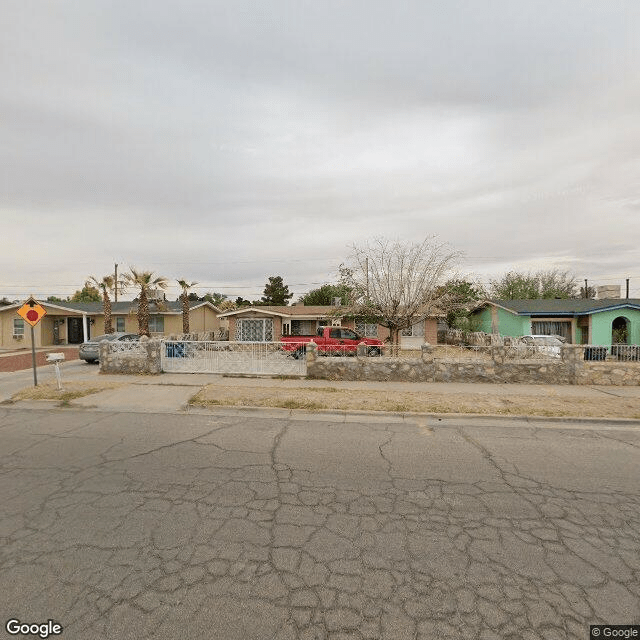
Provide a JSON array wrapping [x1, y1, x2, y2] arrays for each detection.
[[87, 275, 115, 334], [177, 279, 198, 333], [125, 268, 169, 337]]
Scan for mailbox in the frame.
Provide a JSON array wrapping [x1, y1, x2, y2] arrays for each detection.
[[46, 353, 65, 363]]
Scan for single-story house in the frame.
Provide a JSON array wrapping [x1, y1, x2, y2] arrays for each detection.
[[0, 299, 222, 349], [470, 299, 640, 346], [217, 304, 440, 347]]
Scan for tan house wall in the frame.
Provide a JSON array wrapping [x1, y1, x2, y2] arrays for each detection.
[[0, 309, 36, 348], [90, 316, 106, 336], [0, 308, 61, 349], [110, 314, 137, 334], [101, 306, 220, 337], [189, 306, 221, 333], [40, 316, 55, 346]]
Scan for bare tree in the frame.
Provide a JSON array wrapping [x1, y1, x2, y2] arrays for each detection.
[[490, 269, 578, 299], [340, 237, 460, 344]]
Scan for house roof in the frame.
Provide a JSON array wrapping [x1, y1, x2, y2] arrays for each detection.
[[219, 304, 444, 320], [0, 299, 220, 315], [477, 299, 640, 316], [218, 305, 345, 319]]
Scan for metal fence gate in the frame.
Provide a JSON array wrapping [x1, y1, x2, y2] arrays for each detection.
[[161, 341, 307, 375]]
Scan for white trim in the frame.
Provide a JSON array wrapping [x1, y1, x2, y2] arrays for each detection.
[[189, 301, 222, 313], [0, 301, 89, 315], [583, 304, 640, 315], [218, 307, 291, 319]]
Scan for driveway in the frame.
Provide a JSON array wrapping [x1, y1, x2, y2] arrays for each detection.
[[1, 406, 638, 639], [0, 347, 79, 372]]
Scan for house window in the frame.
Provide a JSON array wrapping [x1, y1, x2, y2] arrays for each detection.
[[401, 321, 425, 337], [236, 318, 273, 341], [13, 318, 25, 337], [531, 320, 571, 342], [115, 317, 125, 332], [355, 320, 378, 337], [148, 316, 164, 333], [291, 319, 316, 336]]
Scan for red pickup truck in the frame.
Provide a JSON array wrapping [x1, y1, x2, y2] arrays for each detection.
[[281, 326, 383, 359]]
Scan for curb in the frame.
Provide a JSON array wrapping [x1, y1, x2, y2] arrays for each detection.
[[185, 403, 640, 427], [3, 396, 638, 428]]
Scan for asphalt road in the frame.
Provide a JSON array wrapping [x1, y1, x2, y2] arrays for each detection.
[[1, 407, 639, 639]]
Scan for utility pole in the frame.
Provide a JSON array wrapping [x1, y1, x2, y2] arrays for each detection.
[[584, 279, 588, 299], [626, 278, 630, 299], [114, 263, 118, 302]]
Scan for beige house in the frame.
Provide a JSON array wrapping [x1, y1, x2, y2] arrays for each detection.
[[218, 304, 439, 347], [0, 299, 222, 349]]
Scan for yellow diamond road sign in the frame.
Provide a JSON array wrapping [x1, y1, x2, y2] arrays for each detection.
[[18, 298, 47, 327]]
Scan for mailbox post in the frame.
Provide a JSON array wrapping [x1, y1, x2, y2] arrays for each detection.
[[46, 353, 65, 390]]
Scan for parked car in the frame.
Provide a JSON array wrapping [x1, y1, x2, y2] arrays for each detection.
[[281, 326, 384, 359], [519, 335, 563, 358], [79, 333, 139, 363]]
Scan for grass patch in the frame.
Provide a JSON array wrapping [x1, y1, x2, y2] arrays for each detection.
[[12, 381, 123, 404], [188, 383, 640, 419], [387, 403, 413, 413], [271, 398, 326, 410]]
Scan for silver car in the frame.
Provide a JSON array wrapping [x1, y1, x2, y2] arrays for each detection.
[[519, 335, 564, 358], [79, 333, 139, 363]]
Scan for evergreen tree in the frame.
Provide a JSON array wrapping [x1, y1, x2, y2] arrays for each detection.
[[299, 283, 352, 306], [70, 285, 102, 303], [261, 276, 293, 305]]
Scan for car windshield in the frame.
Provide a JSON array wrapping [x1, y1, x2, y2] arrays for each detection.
[[89, 334, 120, 342], [532, 337, 561, 346]]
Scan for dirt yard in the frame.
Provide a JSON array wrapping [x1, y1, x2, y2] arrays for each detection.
[[8, 376, 640, 419], [190, 383, 640, 419]]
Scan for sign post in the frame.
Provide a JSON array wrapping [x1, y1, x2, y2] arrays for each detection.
[[17, 297, 47, 387], [30, 325, 37, 386]]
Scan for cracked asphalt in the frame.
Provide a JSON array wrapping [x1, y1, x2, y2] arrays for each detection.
[[1, 406, 639, 639]]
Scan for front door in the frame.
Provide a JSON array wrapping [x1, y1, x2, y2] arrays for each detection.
[[67, 317, 86, 343]]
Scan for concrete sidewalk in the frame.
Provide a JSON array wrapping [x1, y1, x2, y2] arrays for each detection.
[[4, 368, 635, 422]]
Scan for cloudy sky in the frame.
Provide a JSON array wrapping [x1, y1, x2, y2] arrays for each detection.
[[2, 1, 639, 301]]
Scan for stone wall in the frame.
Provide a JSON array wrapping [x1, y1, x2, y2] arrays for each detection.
[[99, 337, 162, 375], [306, 343, 640, 386]]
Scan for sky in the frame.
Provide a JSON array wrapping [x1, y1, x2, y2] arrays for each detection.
[[2, 1, 639, 302]]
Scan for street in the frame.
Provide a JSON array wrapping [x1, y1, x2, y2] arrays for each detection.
[[1, 406, 639, 639]]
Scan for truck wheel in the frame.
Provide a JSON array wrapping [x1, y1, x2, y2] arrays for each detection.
[[367, 346, 381, 357], [292, 347, 306, 360]]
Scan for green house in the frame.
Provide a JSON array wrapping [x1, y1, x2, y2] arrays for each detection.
[[471, 299, 640, 346]]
